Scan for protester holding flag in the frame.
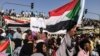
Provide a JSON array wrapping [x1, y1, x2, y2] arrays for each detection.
[[45, 0, 85, 56], [0, 36, 10, 56], [56, 21, 78, 56]]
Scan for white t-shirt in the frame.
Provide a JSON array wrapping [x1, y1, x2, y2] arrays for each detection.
[[31, 53, 44, 56]]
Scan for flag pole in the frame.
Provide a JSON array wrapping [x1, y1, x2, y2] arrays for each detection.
[[77, 0, 85, 26]]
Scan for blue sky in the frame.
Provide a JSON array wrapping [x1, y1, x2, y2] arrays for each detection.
[[0, 0, 100, 20]]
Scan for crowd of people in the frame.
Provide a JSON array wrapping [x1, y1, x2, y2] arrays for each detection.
[[0, 9, 48, 18], [0, 9, 100, 27], [82, 18, 100, 27], [0, 20, 100, 56], [0, 0, 100, 56]]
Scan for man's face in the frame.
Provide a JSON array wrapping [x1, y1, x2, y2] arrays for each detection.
[[43, 44, 47, 53], [40, 28, 43, 32], [84, 43, 91, 52], [68, 25, 78, 37]]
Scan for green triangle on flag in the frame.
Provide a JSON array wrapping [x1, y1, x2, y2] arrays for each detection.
[[6, 45, 11, 54], [66, 0, 81, 21]]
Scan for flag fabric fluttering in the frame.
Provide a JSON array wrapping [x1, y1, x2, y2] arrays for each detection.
[[6, 34, 13, 56], [0, 40, 10, 56], [45, 0, 81, 32], [3, 16, 30, 27]]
